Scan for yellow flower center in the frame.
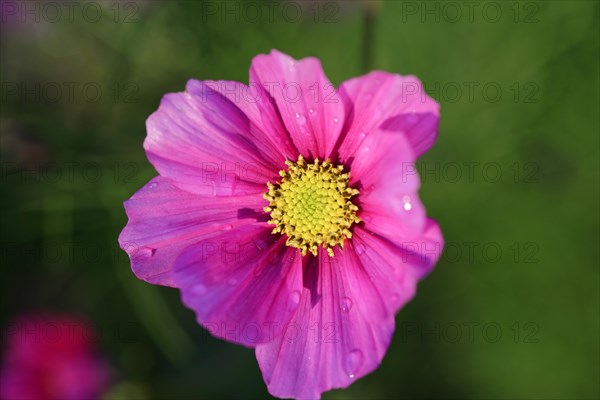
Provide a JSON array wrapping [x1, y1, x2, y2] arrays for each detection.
[[263, 155, 360, 257]]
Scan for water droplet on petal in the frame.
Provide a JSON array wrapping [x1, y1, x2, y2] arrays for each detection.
[[149, 182, 158, 189], [136, 247, 155, 259], [402, 195, 412, 211], [295, 112, 306, 125], [191, 284, 207, 295], [223, 224, 233, 231], [343, 349, 364, 378], [333, 117, 339, 123], [355, 244, 365, 255], [228, 277, 238, 286], [308, 108, 314, 114], [288, 290, 301, 312], [340, 297, 353, 312]]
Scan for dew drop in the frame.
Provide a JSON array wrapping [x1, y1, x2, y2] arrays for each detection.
[[355, 244, 366, 255], [340, 297, 353, 312], [136, 247, 155, 259], [308, 108, 314, 114], [223, 224, 233, 231], [288, 290, 301, 312], [295, 112, 306, 125], [402, 195, 412, 211], [149, 182, 158, 189], [191, 284, 207, 295], [228, 277, 238, 286], [333, 117, 339, 123], [343, 349, 364, 379]]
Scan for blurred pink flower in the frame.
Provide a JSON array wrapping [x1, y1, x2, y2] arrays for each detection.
[[119, 49, 443, 399], [0, 313, 112, 400]]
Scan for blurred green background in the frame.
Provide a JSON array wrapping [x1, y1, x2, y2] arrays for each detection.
[[1, 0, 598, 399]]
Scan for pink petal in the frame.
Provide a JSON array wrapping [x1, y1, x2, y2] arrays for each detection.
[[250, 50, 345, 159], [144, 80, 283, 195], [192, 80, 298, 167], [398, 218, 445, 279], [256, 233, 422, 399], [350, 127, 428, 240], [118, 177, 266, 287], [337, 71, 439, 160], [173, 224, 304, 347]]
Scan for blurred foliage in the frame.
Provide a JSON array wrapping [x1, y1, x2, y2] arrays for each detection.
[[1, 0, 598, 399]]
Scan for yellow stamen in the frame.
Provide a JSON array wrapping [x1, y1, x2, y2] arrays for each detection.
[[263, 155, 360, 257]]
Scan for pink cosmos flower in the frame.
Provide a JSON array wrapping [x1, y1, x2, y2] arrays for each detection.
[[0, 313, 112, 400], [119, 49, 443, 399]]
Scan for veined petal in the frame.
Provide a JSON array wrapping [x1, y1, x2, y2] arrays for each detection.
[[173, 224, 304, 347], [337, 71, 439, 160], [191, 80, 298, 167], [250, 49, 345, 159], [118, 177, 266, 287], [144, 80, 283, 195], [350, 127, 429, 241], [256, 232, 424, 399]]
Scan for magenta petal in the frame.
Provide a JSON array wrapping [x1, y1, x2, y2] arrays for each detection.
[[118, 177, 266, 287], [352, 225, 442, 294], [173, 224, 303, 347], [400, 218, 445, 278], [349, 127, 429, 242], [337, 71, 439, 160], [359, 155, 443, 276], [255, 240, 418, 399], [189, 80, 298, 167], [144, 80, 282, 195], [250, 50, 345, 159]]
